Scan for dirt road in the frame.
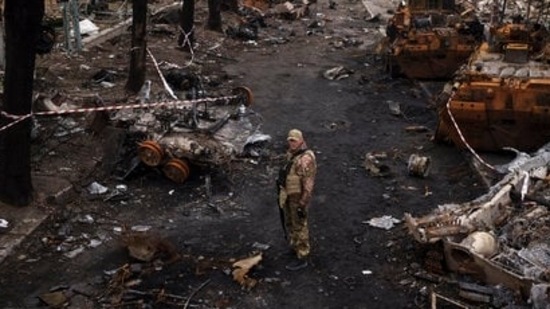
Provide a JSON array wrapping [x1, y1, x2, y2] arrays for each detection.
[[0, 0, 487, 308]]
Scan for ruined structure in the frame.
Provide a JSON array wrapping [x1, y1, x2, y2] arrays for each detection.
[[435, 19, 550, 151], [385, 0, 483, 79], [405, 144, 550, 303], [111, 87, 270, 183]]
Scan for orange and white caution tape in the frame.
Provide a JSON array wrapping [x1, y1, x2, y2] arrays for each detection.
[[0, 94, 239, 133], [445, 91, 495, 171], [0, 114, 33, 132]]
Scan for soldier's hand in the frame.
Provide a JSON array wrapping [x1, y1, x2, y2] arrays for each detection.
[[296, 206, 306, 220]]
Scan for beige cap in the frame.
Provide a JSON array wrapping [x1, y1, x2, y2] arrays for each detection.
[[287, 129, 303, 141]]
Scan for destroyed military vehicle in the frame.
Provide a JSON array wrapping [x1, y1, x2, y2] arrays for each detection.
[[434, 17, 550, 152], [384, 0, 483, 79], [405, 142, 550, 305], [109, 86, 271, 183]]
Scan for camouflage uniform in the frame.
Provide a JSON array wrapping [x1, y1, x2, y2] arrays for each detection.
[[279, 143, 316, 259]]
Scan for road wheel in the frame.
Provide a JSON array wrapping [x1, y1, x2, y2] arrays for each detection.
[[138, 140, 164, 167], [232, 86, 253, 106], [163, 158, 191, 183]]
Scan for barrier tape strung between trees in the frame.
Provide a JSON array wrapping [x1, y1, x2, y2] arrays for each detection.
[[0, 23, 206, 134], [0, 94, 240, 133], [444, 90, 496, 171]]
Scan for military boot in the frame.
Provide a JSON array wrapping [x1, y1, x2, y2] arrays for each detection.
[[285, 258, 308, 271]]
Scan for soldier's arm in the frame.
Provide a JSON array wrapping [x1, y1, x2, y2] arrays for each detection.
[[296, 154, 316, 207]]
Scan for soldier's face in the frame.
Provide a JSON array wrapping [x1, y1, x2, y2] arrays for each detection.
[[288, 139, 302, 151]]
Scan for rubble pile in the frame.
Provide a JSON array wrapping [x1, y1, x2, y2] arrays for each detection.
[[405, 144, 550, 304]]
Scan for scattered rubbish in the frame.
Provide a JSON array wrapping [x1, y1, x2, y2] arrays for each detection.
[[243, 133, 272, 157], [87, 182, 108, 195], [405, 143, 550, 300], [99, 81, 115, 88], [407, 154, 431, 178], [387, 100, 401, 116], [362, 270, 372, 275], [91, 69, 117, 84], [322, 66, 353, 80], [39, 291, 68, 308], [34, 96, 61, 112], [0, 218, 8, 229], [226, 24, 259, 41], [271, 1, 311, 20], [137, 80, 152, 103], [103, 185, 129, 202], [364, 215, 401, 230], [76, 214, 95, 224], [530, 284, 550, 309], [458, 281, 493, 304], [54, 127, 85, 138], [131, 225, 152, 232], [64, 246, 85, 259], [122, 232, 180, 263], [232, 253, 263, 289], [363, 151, 391, 177], [252, 242, 270, 251], [405, 125, 428, 133], [79, 19, 99, 36], [89, 239, 102, 248], [124, 279, 142, 288], [163, 68, 201, 91]]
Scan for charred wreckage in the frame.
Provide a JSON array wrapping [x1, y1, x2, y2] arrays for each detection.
[[386, 1, 550, 308], [32, 85, 270, 184], [384, 0, 550, 306], [109, 86, 271, 183], [384, 0, 484, 79]]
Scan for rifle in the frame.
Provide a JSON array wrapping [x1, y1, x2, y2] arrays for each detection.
[[276, 165, 289, 240]]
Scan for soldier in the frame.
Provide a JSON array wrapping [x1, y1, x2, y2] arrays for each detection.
[[277, 129, 317, 271]]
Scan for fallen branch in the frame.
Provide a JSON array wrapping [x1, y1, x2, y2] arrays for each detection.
[[184, 279, 212, 309], [126, 289, 187, 301], [146, 48, 178, 100]]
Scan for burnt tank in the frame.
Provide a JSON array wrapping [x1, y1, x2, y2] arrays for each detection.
[[435, 21, 550, 152], [385, 0, 483, 79]]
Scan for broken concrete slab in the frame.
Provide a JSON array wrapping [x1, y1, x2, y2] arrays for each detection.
[[0, 206, 48, 265], [0, 175, 73, 265]]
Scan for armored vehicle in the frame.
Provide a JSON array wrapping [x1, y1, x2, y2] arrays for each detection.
[[435, 20, 550, 151], [385, 0, 483, 79], [111, 86, 270, 183]]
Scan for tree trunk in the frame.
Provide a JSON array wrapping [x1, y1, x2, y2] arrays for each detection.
[[0, 0, 44, 206], [207, 0, 223, 32], [178, 0, 195, 50], [222, 0, 239, 13], [126, 0, 147, 93], [0, 4, 5, 69]]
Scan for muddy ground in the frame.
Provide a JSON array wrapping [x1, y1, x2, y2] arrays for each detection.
[[0, 0, 511, 308]]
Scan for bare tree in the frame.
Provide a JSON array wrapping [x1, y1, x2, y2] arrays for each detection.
[[208, 0, 240, 32], [207, 0, 223, 32], [0, 0, 44, 206], [126, 0, 147, 93], [222, 0, 239, 13], [178, 0, 195, 50]]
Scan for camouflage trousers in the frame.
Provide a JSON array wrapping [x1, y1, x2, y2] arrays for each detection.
[[282, 194, 310, 259]]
